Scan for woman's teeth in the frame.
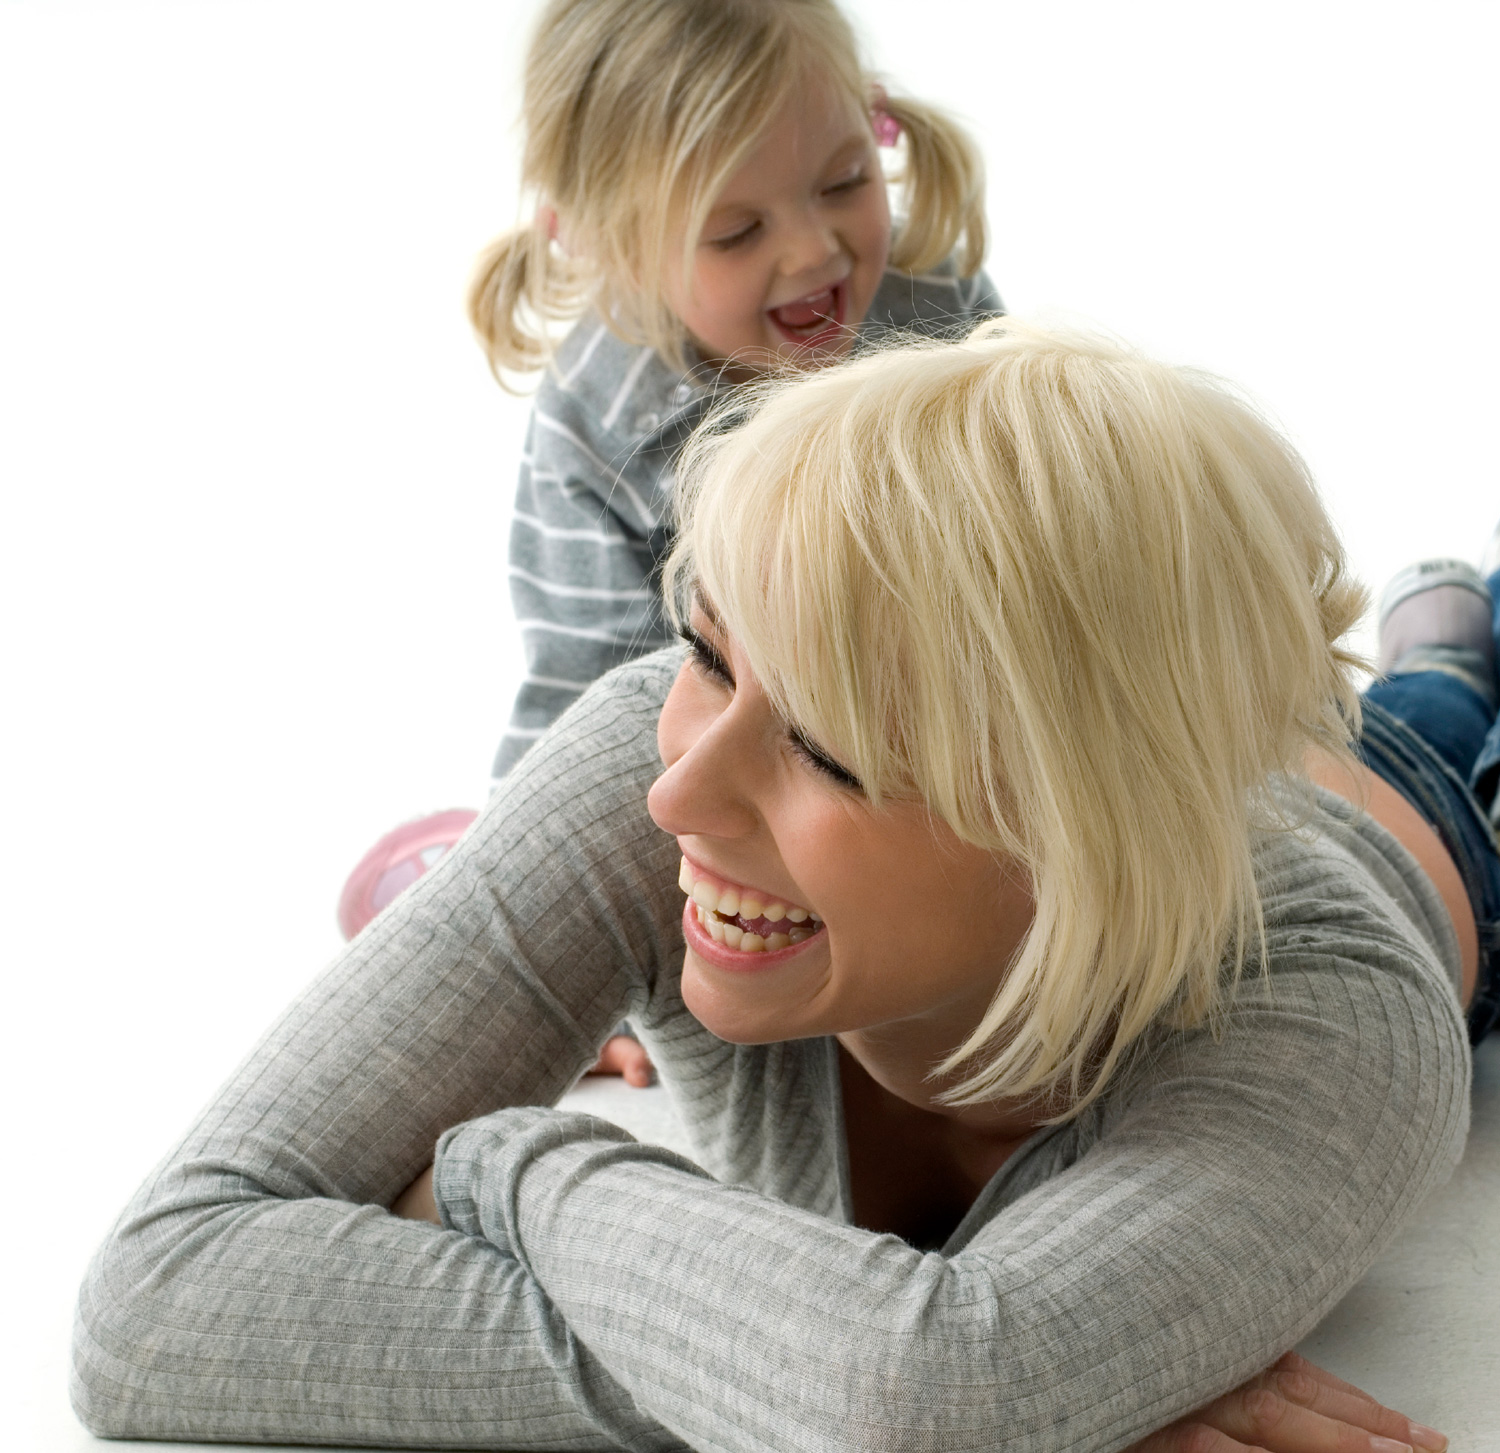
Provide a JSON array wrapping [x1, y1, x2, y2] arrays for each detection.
[[679, 856, 822, 953]]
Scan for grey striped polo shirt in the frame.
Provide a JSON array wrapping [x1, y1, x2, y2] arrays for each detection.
[[495, 258, 1003, 781]]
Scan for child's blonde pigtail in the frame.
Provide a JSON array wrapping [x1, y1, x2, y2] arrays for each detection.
[[883, 95, 987, 278], [467, 221, 594, 391]]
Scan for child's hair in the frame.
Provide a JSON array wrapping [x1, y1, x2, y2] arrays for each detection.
[[665, 319, 1368, 1114], [470, 0, 985, 387]]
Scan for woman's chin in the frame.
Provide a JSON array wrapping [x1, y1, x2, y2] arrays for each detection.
[[680, 948, 809, 1045]]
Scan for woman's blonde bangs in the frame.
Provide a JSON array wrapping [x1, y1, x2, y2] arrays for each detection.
[[668, 320, 1368, 1113]]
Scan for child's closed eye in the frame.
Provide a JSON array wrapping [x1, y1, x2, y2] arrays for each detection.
[[822, 167, 871, 197], [706, 219, 761, 251]]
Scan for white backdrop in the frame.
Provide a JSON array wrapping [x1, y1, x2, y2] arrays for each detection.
[[2, 2, 1497, 1446]]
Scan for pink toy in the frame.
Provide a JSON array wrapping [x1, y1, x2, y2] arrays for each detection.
[[337, 808, 479, 940]]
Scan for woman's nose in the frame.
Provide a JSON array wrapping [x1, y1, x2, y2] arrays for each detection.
[[649, 689, 762, 842]]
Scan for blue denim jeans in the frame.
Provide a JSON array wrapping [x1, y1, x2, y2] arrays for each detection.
[[1470, 565, 1500, 802], [1356, 691, 1500, 1042]]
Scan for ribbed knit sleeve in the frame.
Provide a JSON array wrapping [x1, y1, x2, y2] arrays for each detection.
[[427, 817, 1470, 1453], [72, 652, 692, 1449], [73, 642, 1470, 1452]]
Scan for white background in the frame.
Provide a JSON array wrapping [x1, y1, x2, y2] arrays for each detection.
[[2, 1, 1497, 1446]]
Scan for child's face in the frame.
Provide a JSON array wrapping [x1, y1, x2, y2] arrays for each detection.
[[665, 77, 892, 375]]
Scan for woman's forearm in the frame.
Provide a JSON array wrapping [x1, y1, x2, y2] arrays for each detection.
[[72, 657, 688, 1446], [74, 1184, 682, 1449], [431, 937, 1468, 1453]]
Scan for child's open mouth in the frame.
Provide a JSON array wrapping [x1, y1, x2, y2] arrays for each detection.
[[767, 282, 846, 350]]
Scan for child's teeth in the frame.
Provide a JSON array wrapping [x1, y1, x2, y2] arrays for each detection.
[[739, 894, 765, 919], [709, 918, 727, 943], [788, 927, 812, 944], [740, 933, 766, 952], [723, 924, 743, 948], [679, 857, 694, 893], [785, 907, 808, 923], [766, 933, 791, 951], [692, 882, 719, 910], [716, 887, 741, 916], [763, 903, 786, 922]]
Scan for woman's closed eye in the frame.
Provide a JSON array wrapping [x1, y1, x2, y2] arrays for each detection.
[[789, 729, 863, 791], [677, 621, 861, 790], [678, 622, 733, 686]]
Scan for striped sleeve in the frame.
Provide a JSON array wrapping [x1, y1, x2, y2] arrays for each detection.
[[495, 406, 673, 782]]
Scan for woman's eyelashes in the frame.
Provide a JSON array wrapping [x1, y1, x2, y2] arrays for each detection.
[[789, 729, 863, 792], [678, 620, 862, 790], [678, 623, 733, 685]]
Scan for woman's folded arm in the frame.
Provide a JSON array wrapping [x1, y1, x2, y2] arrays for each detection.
[[71, 659, 689, 1446], [430, 937, 1470, 1453]]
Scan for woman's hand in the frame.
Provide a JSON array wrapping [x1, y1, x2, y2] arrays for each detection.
[[1128, 1353, 1446, 1452], [586, 1034, 655, 1087]]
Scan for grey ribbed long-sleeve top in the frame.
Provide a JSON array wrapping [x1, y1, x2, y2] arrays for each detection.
[[73, 650, 1471, 1452]]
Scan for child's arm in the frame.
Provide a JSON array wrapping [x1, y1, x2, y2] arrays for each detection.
[[493, 403, 673, 782]]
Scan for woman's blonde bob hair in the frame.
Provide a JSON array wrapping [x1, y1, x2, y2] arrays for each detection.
[[470, 0, 985, 386], [665, 320, 1368, 1112]]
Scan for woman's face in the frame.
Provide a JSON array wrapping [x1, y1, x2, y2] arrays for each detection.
[[647, 598, 1033, 1052]]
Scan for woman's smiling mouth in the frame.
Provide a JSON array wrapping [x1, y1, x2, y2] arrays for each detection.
[[678, 855, 824, 960]]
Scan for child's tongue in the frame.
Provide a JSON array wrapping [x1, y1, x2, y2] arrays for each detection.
[[770, 287, 836, 331]]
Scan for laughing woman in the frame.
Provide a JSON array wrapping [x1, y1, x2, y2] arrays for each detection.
[[74, 323, 1474, 1453]]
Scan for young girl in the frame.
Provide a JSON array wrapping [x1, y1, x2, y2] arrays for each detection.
[[475, 0, 1000, 783], [337, 0, 998, 995]]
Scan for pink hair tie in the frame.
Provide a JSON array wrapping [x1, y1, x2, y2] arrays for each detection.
[[870, 85, 901, 147]]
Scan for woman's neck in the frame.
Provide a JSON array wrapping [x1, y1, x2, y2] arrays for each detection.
[[835, 1041, 1046, 1245], [836, 1022, 1051, 1143]]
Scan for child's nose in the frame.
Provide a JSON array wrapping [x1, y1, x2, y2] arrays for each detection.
[[780, 213, 840, 276]]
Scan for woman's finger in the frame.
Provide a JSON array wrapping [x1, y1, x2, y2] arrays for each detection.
[[1206, 1381, 1426, 1453], [1270, 1355, 1446, 1451], [1271, 1353, 1373, 1403]]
